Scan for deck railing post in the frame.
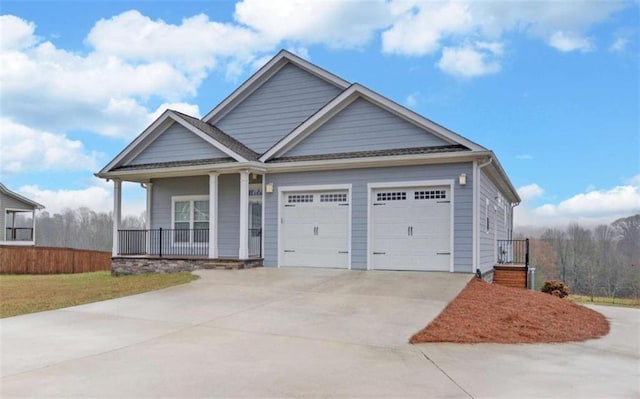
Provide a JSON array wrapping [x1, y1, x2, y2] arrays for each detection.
[[525, 238, 530, 289]]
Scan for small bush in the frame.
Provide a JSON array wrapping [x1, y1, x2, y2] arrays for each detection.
[[541, 280, 570, 298]]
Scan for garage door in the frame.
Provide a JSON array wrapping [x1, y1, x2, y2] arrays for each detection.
[[281, 190, 349, 268], [371, 186, 451, 271]]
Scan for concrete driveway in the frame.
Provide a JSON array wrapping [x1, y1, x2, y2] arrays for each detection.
[[1, 268, 638, 398]]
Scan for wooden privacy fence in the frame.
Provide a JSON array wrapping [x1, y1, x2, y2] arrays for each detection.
[[0, 245, 111, 274]]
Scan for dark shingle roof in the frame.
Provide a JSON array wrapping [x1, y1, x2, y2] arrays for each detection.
[[268, 145, 469, 163], [113, 158, 234, 171], [171, 110, 259, 161]]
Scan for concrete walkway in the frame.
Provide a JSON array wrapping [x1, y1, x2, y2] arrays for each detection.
[[1, 268, 638, 398]]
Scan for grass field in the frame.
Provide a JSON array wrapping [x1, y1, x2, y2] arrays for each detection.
[[0, 271, 198, 318], [569, 294, 640, 308]]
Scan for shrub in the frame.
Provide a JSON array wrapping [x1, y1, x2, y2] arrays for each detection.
[[541, 280, 570, 298]]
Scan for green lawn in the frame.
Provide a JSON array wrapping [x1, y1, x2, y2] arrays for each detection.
[[569, 294, 640, 308], [0, 271, 198, 318]]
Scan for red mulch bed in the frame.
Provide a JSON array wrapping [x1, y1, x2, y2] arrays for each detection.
[[410, 278, 610, 344]]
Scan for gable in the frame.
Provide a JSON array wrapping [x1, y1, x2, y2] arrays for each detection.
[[0, 184, 43, 210], [215, 63, 343, 154], [127, 122, 229, 166], [282, 98, 451, 158]]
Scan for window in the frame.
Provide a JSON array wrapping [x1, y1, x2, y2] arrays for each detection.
[[4, 209, 34, 241], [172, 196, 209, 243], [376, 192, 406, 201], [414, 190, 446, 200], [288, 194, 313, 203], [485, 199, 490, 233], [320, 193, 347, 202]]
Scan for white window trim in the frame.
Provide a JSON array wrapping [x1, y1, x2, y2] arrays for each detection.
[[171, 195, 210, 246], [277, 184, 352, 269], [367, 179, 455, 272]]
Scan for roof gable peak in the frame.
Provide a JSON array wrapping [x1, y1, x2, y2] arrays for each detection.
[[202, 49, 350, 124]]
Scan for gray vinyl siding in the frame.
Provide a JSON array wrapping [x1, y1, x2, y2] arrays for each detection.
[[285, 98, 450, 157], [477, 169, 511, 273], [150, 175, 240, 257], [263, 162, 474, 272], [216, 63, 342, 154], [129, 123, 227, 166]]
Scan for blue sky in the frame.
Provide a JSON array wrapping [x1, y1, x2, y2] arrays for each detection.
[[1, 0, 638, 227]]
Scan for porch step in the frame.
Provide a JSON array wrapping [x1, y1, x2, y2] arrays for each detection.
[[493, 264, 527, 289], [201, 259, 263, 270]]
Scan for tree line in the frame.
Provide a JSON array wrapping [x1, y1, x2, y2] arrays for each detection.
[[525, 214, 639, 300], [35, 208, 145, 252]]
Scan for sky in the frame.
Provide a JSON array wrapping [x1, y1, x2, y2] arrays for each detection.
[[0, 0, 638, 229]]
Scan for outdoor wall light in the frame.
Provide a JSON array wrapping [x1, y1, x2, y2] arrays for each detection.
[[266, 183, 274, 193], [459, 173, 467, 186]]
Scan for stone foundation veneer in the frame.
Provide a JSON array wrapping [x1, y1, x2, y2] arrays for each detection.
[[111, 257, 262, 275]]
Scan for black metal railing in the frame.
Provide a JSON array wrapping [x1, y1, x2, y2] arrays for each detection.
[[496, 239, 529, 267], [119, 228, 209, 257], [118, 228, 262, 258], [5, 227, 34, 241], [248, 228, 262, 258]]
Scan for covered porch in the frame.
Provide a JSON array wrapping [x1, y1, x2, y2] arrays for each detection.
[[110, 168, 266, 266]]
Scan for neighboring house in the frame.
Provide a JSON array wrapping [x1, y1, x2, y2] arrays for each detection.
[[97, 50, 521, 275], [0, 183, 44, 246]]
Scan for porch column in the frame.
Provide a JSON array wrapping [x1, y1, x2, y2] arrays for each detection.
[[145, 182, 153, 254], [238, 170, 249, 259], [208, 172, 219, 258], [31, 209, 36, 243], [112, 179, 122, 257]]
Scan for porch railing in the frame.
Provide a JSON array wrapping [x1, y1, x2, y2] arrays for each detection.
[[119, 228, 209, 257], [496, 239, 529, 267], [5, 227, 34, 241], [248, 228, 262, 258], [118, 228, 262, 258]]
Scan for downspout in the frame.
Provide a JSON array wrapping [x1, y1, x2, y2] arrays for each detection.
[[475, 157, 493, 276]]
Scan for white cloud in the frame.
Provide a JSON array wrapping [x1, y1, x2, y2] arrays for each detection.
[[17, 180, 146, 216], [549, 31, 594, 52], [0, 15, 38, 50], [515, 181, 640, 227], [609, 37, 628, 53], [382, 1, 472, 56], [0, 118, 102, 173], [235, 0, 391, 49], [406, 91, 420, 107], [383, 0, 626, 75], [555, 185, 640, 216], [86, 10, 269, 75], [626, 174, 640, 186], [518, 183, 545, 201], [437, 43, 502, 77], [18, 183, 112, 215]]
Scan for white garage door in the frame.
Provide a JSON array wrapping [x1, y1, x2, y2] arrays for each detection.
[[281, 190, 349, 268], [371, 186, 451, 271]]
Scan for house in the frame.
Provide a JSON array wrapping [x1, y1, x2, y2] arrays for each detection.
[[97, 50, 521, 275], [0, 183, 44, 246]]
